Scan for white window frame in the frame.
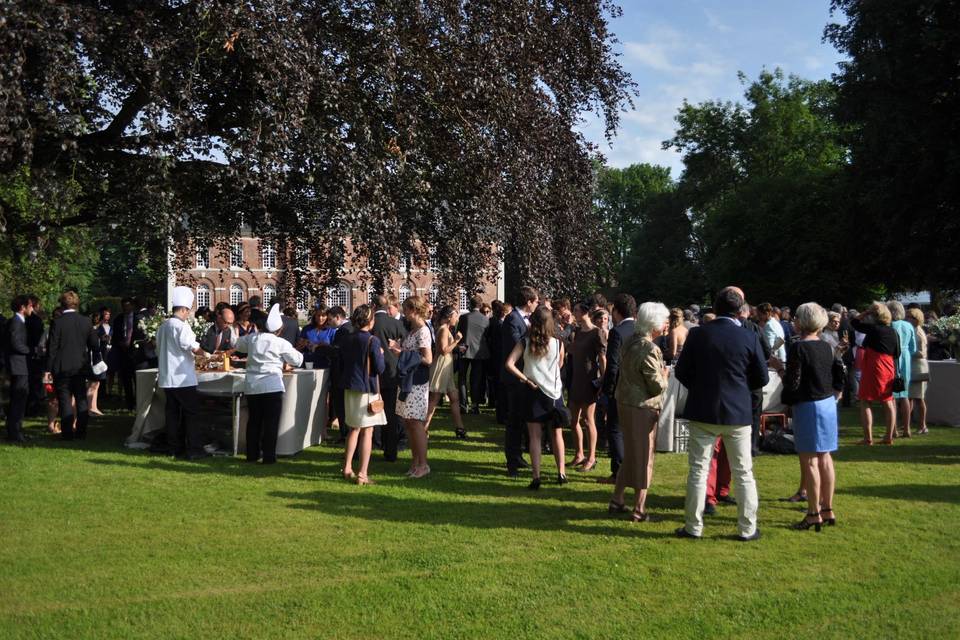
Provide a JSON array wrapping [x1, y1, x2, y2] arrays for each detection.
[[196, 284, 211, 309], [296, 289, 310, 312], [428, 285, 440, 305], [295, 246, 309, 271], [261, 241, 276, 270], [230, 241, 244, 269], [196, 246, 209, 269], [326, 283, 351, 310], [367, 285, 377, 305], [458, 290, 469, 314], [428, 247, 439, 272], [398, 283, 412, 304], [262, 284, 276, 307], [229, 283, 245, 306]]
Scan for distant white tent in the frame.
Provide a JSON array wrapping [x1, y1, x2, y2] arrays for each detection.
[[894, 291, 931, 305]]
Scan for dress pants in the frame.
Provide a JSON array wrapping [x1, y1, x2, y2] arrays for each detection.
[[605, 395, 624, 476], [332, 387, 346, 439], [705, 436, 731, 505], [164, 386, 203, 456], [684, 422, 758, 537], [5, 375, 28, 441], [55, 373, 89, 440], [749, 388, 763, 455], [377, 385, 401, 461], [458, 358, 487, 410], [246, 391, 283, 462], [503, 382, 525, 470], [117, 348, 137, 410], [27, 357, 44, 415]]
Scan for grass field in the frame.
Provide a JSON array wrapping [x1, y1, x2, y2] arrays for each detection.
[[1, 402, 958, 639]]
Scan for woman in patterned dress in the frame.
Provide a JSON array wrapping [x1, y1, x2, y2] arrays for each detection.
[[389, 296, 434, 478]]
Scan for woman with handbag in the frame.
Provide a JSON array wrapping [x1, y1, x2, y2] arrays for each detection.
[[232, 304, 304, 464], [851, 302, 899, 445], [425, 305, 466, 438], [607, 302, 669, 522], [339, 304, 386, 485], [504, 306, 567, 489], [907, 308, 930, 435]]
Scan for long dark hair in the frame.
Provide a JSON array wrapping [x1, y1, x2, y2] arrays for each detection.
[[528, 306, 555, 357]]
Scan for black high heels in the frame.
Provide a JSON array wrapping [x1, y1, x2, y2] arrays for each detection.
[[793, 512, 822, 532], [528, 478, 541, 490], [821, 508, 837, 526], [557, 473, 568, 486]]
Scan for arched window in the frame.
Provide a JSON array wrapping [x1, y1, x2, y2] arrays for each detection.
[[295, 246, 309, 271], [458, 290, 469, 314], [230, 241, 243, 268], [230, 283, 245, 306], [398, 283, 412, 304], [261, 241, 276, 270], [196, 284, 211, 309], [326, 283, 350, 310], [262, 284, 276, 306], [196, 246, 209, 269], [428, 285, 440, 305], [399, 253, 411, 272]]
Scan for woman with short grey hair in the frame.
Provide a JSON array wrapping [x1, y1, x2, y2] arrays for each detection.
[[608, 302, 670, 522], [887, 300, 917, 437]]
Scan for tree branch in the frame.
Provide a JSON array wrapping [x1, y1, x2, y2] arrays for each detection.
[[80, 85, 151, 145]]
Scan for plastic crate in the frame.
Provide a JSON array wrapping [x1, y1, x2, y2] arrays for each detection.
[[673, 419, 690, 453]]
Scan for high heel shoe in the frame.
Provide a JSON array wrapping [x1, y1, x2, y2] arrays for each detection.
[[569, 456, 586, 468], [608, 500, 628, 514], [820, 508, 836, 526], [793, 512, 822, 532], [631, 507, 652, 523], [557, 473, 568, 486], [455, 428, 467, 439], [527, 478, 541, 490]]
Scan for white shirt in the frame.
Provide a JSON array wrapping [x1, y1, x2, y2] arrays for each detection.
[[763, 319, 786, 361], [156, 316, 199, 388], [235, 332, 304, 395], [523, 337, 562, 400]]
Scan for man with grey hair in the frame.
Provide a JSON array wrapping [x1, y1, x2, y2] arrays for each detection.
[[674, 286, 768, 541]]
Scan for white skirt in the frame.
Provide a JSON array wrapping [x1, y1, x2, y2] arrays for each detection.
[[344, 389, 387, 429]]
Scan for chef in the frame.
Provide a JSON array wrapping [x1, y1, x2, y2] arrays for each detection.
[[157, 286, 208, 460], [233, 304, 304, 464]]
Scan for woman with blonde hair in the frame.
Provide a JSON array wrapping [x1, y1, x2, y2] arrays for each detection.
[[663, 307, 688, 365], [782, 303, 845, 531], [851, 302, 898, 444], [505, 306, 567, 489], [388, 296, 434, 478], [425, 305, 466, 438], [608, 302, 669, 522], [906, 308, 929, 435], [888, 301, 917, 437]]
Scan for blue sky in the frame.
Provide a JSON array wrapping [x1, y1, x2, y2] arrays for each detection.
[[578, 0, 847, 178]]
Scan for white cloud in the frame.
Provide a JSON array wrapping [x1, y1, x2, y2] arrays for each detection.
[[623, 41, 676, 72], [704, 9, 732, 33]]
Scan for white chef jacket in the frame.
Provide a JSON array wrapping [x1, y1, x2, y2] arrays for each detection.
[[235, 332, 304, 395], [156, 317, 200, 389]]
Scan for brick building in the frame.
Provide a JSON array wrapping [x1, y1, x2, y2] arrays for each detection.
[[168, 235, 504, 317]]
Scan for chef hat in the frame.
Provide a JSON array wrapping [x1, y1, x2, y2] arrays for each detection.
[[266, 303, 283, 332], [171, 286, 194, 309]]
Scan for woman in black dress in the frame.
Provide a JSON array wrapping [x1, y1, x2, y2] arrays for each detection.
[[568, 302, 606, 472]]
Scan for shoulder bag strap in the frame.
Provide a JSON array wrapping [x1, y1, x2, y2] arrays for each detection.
[[366, 335, 380, 396]]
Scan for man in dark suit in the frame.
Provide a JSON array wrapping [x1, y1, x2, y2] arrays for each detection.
[[248, 295, 268, 327], [500, 286, 539, 476], [457, 294, 490, 414], [111, 297, 146, 410], [25, 294, 45, 415], [45, 291, 99, 440], [5, 296, 34, 442], [200, 306, 237, 353], [486, 300, 506, 416], [371, 295, 407, 461], [598, 293, 637, 484], [674, 286, 768, 542]]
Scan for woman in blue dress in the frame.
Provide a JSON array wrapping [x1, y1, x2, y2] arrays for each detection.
[[887, 301, 917, 438], [782, 303, 845, 532]]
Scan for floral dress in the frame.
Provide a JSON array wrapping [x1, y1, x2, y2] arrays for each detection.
[[398, 325, 432, 421]]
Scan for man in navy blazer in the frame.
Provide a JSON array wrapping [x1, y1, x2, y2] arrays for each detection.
[[599, 293, 637, 483], [674, 286, 768, 541], [5, 295, 34, 442], [499, 285, 539, 476]]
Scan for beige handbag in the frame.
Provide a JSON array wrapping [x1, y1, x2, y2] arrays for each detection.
[[366, 336, 385, 415]]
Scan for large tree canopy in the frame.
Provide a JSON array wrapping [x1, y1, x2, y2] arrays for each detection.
[[1, 1, 633, 298], [826, 0, 960, 300]]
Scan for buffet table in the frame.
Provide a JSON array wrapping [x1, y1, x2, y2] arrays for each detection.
[[656, 368, 784, 452], [126, 368, 330, 455], [926, 360, 960, 427]]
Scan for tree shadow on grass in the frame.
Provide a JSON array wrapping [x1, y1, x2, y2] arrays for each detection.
[[835, 444, 960, 465], [839, 483, 960, 505], [268, 487, 680, 538]]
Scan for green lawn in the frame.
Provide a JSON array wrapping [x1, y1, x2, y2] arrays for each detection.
[[1, 402, 958, 639]]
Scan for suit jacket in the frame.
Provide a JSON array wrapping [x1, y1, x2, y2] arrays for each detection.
[[500, 308, 527, 387], [674, 317, 769, 426], [372, 311, 407, 387], [279, 316, 300, 346], [743, 318, 772, 361], [111, 311, 145, 350], [5, 315, 30, 376], [26, 313, 44, 355], [486, 316, 503, 373], [457, 310, 490, 360], [47, 311, 97, 376], [200, 324, 235, 353], [602, 318, 635, 396]]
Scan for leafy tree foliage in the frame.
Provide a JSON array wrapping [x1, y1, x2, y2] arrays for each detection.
[[1, 1, 634, 300], [664, 70, 878, 307], [826, 0, 960, 301]]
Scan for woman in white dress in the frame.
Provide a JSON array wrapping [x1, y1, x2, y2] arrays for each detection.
[[389, 296, 434, 478]]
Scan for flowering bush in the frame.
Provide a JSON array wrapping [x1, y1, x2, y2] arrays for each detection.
[[931, 315, 960, 359], [138, 312, 209, 342]]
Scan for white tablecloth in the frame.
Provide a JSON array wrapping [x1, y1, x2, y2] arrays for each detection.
[[656, 368, 784, 452], [926, 360, 960, 427], [127, 368, 329, 455]]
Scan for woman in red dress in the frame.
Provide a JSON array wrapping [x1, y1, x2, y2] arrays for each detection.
[[851, 302, 898, 444]]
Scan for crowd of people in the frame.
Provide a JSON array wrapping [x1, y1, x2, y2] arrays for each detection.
[[1, 283, 951, 540]]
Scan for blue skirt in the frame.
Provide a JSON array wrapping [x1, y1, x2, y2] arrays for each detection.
[[793, 396, 838, 453]]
